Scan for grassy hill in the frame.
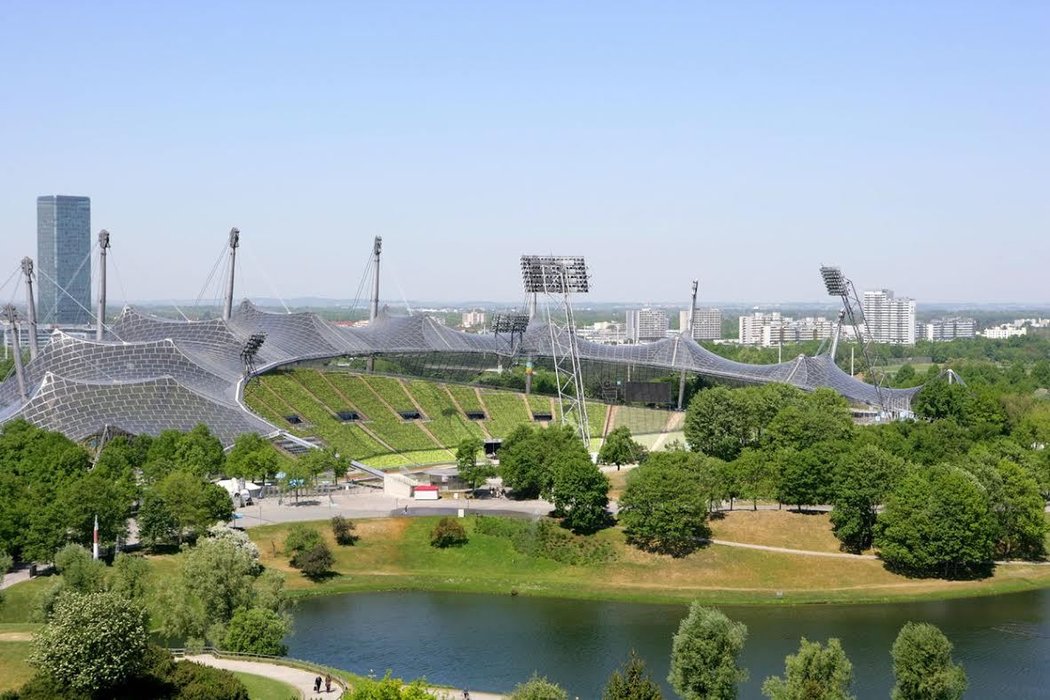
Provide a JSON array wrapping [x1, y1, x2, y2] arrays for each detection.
[[244, 368, 669, 467]]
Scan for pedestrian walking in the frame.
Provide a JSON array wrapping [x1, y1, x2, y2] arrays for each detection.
[[325, 674, 332, 692], [314, 676, 322, 693]]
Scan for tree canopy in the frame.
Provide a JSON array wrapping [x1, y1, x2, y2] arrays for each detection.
[[619, 452, 714, 556], [668, 603, 748, 700], [875, 465, 998, 578], [890, 622, 967, 700]]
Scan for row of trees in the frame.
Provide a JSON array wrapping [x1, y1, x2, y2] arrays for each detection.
[[0, 419, 295, 563], [498, 602, 967, 699], [498, 424, 611, 534]]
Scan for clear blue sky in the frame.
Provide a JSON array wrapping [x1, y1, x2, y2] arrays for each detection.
[[1, 1, 1047, 305]]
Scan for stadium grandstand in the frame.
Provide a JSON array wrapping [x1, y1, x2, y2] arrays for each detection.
[[0, 234, 919, 456]]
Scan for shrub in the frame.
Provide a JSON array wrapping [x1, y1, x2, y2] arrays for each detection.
[[168, 660, 250, 700], [430, 517, 468, 548], [292, 543, 334, 579], [473, 516, 615, 565], [223, 607, 289, 656], [284, 525, 324, 559], [331, 516, 359, 546]]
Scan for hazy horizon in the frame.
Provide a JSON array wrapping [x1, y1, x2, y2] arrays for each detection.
[[1, 3, 1046, 305]]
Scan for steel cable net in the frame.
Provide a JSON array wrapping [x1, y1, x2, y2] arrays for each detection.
[[0, 299, 918, 445]]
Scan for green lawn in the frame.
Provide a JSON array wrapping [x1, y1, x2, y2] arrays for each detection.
[[246, 515, 1050, 607], [233, 671, 299, 700], [0, 638, 34, 693]]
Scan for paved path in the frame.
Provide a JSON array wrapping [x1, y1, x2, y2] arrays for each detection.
[[184, 653, 506, 699], [235, 489, 552, 529], [0, 565, 31, 591], [709, 538, 878, 559], [184, 653, 342, 699]]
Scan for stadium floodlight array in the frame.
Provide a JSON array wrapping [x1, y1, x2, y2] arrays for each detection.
[[491, 313, 530, 335], [240, 332, 267, 376], [820, 265, 848, 297], [521, 256, 590, 294]]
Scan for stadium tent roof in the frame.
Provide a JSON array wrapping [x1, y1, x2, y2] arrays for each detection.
[[0, 300, 918, 445]]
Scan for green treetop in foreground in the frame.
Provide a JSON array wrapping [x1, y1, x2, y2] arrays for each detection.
[[603, 650, 663, 700], [508, 674, 570, 700], [30, 590, 149, 693], [668, 603, 748, 700], [891, 622, 967, 700], [762, 637, 854, 700]]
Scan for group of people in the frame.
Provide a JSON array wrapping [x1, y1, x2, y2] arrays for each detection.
[[313, 674, 333, 694]]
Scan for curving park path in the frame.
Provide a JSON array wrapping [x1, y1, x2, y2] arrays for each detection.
[[183, 653, 505, 699], [183, 653, 342, 699]]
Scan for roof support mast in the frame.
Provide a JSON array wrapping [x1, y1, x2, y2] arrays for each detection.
[[96, 230, 110, 341], [20, 258, 39, 359], [367, 236, 382, 372], [222, 228, 239, 321], [676, 279, 698, 411], [2, 305, 27, 401]]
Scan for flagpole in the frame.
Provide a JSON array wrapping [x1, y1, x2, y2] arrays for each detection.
[[93, 515, 99, 560]]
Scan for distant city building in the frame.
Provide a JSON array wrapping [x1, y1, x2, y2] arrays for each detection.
[[739, 312, 784, 346], [862, 289, 916, 345], [626, 307, 669, 343], [679, 308, 722, 340], [739, 312, 837, 347], [37, 195, 91, 325], [461, 310, 486, 329], [577, 320, 627, 345], [794, 316, 838, 342], [923, 317, 976, 341], [980, 324, 1027, 339]]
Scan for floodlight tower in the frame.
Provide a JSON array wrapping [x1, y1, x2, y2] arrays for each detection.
[[676, 280, 699, 410], [2, 305, 27, 401], [819, 265, 885, 411], [521, 255, 591, 448], [20, 258, 39, 359], [96, 230, 110, 341], [222, 228, 240, 321]]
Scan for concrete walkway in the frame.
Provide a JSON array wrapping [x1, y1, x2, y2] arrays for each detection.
[[235, 489, 552, 529], [184, 653, 342, 699], [184, 653, 505, 699]]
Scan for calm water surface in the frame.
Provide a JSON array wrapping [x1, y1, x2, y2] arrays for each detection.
[[287, 589, 1050, 698]]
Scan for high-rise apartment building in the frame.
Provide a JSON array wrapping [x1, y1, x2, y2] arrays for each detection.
[[739, 312, 783, 346], [37, 195, 91, 325], [626, 307, 669, 343], [679, 308, 722, 340], [862, 289, 916, 345], [461, 310, 486, 329]]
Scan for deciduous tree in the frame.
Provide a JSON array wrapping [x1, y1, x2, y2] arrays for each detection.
[[668, 604, 748, 700], [762, 637, 854, 700], [619, 452, 712, 556], [598, 427, 646, 469], [875, 465, 998, 578], [30, 591, 149, 693], [891, 622, 966, 700]]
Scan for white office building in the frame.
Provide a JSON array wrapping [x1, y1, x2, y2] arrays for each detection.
[[923, 317, 975, 341], [862, 289, 917, 345], [679, 308, 722, 341], [626, 308, 669, 343]]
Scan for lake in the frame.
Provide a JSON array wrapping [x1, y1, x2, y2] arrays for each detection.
[[287, 589, 1050, 698]]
